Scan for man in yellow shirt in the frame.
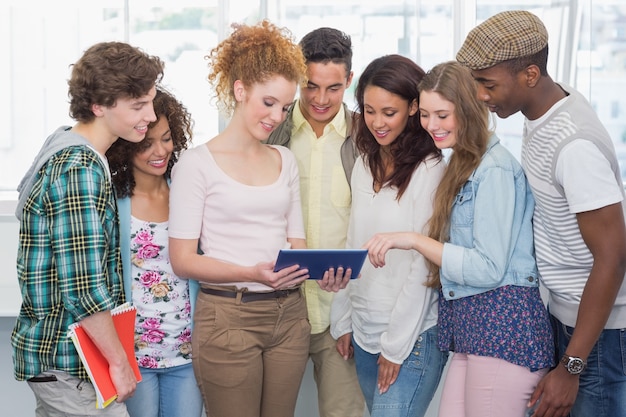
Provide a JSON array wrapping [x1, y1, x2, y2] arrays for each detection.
[[267, 27, 365, 417]]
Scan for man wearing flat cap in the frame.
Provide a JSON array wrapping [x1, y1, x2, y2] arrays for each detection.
[[457, 10, 626, 417]]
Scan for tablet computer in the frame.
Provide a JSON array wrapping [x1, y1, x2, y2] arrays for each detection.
[[273, 249, 368, 280]]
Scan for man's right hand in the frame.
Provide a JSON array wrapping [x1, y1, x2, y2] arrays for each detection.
[[528, 366, 579, 417]]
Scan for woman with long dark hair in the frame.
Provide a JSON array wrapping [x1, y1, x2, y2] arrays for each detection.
[[331, 54, 447, 417]]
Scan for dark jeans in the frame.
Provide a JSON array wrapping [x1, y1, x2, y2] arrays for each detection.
[[551, 314, 626, 416]]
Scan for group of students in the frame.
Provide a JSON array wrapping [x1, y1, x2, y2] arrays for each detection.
[[10, 8, 626, 417]]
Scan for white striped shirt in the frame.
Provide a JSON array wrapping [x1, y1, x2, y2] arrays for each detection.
[[521, 85, 626, 328]]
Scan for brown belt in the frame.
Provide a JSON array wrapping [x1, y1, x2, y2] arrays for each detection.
[[200, 287, 300, 303]]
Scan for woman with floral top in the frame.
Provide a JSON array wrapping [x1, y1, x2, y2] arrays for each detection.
[[106, 86, 202, 417]]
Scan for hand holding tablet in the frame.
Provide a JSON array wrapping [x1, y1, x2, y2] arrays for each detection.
[[273, 249, 367, 280]]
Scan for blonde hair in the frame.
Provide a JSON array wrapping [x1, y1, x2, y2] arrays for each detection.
[[206, 20, 307, 115], [418, 61, 490, 288]]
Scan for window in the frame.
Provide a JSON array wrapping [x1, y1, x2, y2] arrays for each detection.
[[612, 101, 621, 119], [267, 0, 455, 109], [126, 1, 220, 141], [1, 0, 625, 199]]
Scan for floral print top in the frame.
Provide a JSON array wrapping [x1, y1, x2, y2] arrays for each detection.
[[437, 285, 554, 372], [130, 216, 193, 368]]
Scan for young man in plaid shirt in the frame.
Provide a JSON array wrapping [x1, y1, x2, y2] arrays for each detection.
[[11, 41, 163, 416]]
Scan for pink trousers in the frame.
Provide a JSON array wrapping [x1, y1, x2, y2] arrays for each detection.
[[437, 353, 549, 417]]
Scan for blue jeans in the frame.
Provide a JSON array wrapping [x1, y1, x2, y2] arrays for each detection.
[[124, 362, 203, 417], [353, 326, 448, 417], [551, 314, 626, 416]]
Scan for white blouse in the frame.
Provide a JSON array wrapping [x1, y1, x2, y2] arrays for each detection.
[[331, 155, 445, 364]]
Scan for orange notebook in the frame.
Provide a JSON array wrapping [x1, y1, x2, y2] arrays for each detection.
[[68, 303, 141, 409]]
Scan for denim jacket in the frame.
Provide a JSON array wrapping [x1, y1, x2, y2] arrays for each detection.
[[440, 135, 539, 300]]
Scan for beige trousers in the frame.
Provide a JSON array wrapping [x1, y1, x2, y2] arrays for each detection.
[[192, 289, 310, 417], [309, 328, 366, 417]]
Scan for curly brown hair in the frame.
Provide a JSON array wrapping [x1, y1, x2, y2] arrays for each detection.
[[68, 41, 164, 123], [106, 86, 193, 198], [206, 20, 307, 115]]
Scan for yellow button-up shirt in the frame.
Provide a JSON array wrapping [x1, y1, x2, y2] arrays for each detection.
[[290, 101, 352, 334]]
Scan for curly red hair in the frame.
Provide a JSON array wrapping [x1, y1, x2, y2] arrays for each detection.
[[206, 20, 307, 115]]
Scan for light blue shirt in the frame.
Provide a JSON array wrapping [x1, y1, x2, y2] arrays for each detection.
[[440, 135, 539, 300]]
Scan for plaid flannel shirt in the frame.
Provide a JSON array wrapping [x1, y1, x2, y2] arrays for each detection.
[[11, 145, 124, 381]]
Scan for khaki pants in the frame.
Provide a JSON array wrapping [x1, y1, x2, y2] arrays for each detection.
[[27, 369, 129, 417], [192, 289, 310, 417], [309, 328, 366, 417]]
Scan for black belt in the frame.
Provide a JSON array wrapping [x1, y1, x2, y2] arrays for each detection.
[[200, 287, 300, 303]]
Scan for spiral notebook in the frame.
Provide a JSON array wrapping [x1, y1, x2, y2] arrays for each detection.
[[68, 303, 141, 409]]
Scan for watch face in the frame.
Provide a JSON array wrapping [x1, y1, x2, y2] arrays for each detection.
[[567, 357, 585, 374]]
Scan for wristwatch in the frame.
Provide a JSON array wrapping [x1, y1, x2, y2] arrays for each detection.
[[560, 354, 586, 375]]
